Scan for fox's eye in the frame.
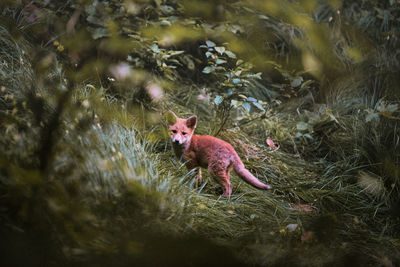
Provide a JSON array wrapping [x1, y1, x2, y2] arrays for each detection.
[[182, 132, 187, 136], [172, 130, 177, 134]]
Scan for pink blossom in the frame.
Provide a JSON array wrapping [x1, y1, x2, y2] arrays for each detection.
[[109, 62, 132, 81], [146, 83, 164, 101]]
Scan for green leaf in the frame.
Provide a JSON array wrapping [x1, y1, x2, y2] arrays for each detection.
[[242, 102, 251, 112], [160, 20, 171, 26], [232, 78, 241, 84], [231, 99, 241, 107], [206, 40, 216, 47], [246, 73, 262, 79], [168, 59, 180, 64], [169, 51, 185, 56], [365, 110, 379, 122], [296, 121, 309, 131], [252, 102, 265, 111], [162, 5, 174, 13], [151, 44, 160, 53], [214, 95, 223, 105], [202, 66, 212, 74], [300, 79, 314, 89], [215, 46, 225, 55], [86, 12, 104, 26], [291, 76, 303, 87], [224, 50, 236, 58], [215, 59, 227, 65], [90, 27, 109, 39], [234, 70, 242, 76], [386, 104, 398, 113], [303, 133, 313, 139], [205, 51, 213, 58]]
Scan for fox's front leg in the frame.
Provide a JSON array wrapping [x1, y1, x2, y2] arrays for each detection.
[[195, 168, 202, 187], [184, 151, 202, 188]]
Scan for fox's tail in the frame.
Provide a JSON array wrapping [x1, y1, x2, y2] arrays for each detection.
[[233, 155, 271, 190]]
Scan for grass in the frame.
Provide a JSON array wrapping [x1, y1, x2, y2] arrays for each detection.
[[158, 86, 400, 265]]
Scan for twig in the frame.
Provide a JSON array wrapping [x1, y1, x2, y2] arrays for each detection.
[[214, 105, 232, 136], [38, 81, 74, 173]]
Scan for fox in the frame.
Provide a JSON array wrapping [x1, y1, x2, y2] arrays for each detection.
[[167, 110, 271, 196]]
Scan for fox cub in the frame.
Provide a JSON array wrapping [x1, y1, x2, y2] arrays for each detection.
[[167, 111, 271, 196]]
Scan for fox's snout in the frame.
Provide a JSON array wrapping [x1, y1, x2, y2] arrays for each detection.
[[171, 132, 186, 144], [172, 138, 183, 144]]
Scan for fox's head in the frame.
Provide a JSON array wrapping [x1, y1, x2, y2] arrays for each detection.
[[166, 110, 197, 145]]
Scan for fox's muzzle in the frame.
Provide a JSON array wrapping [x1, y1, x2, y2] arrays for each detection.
[[172, 137, 183, 144]]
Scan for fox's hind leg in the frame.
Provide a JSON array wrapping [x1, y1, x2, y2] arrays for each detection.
[[195, 168, 202, 187], [208, 167, 232, 196], [222, 172, 232, 196]]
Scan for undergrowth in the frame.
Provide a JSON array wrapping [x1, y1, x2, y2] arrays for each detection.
[[1, 2, 400, 267]]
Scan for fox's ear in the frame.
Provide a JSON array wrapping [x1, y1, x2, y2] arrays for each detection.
[[186, 115, 197, 129], [166, 110, 178, 125]]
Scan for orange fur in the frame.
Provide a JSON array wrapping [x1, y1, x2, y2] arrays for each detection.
[[167, 111, 271, 196]]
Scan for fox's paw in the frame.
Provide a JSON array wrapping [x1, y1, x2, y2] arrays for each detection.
[[215, 187, 224, 195]]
